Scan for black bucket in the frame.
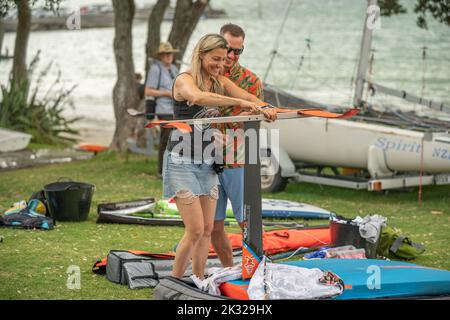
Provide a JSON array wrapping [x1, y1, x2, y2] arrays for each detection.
[[44, 178, 95, 222], [330, 219, 380, 259]]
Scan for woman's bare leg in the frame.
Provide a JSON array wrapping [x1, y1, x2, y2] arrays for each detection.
[[191, 188, 218, 279], [171, 192, 204, 278]]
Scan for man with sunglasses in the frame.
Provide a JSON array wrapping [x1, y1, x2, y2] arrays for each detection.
[[211, 23, 268, 267]]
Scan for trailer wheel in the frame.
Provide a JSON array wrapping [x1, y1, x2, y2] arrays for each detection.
[[261, 164, 288, 193]]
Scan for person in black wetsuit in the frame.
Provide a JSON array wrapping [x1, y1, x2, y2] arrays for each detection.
[[164, 33, 277, 280]]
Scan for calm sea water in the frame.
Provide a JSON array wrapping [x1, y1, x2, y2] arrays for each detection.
[[1, 0, 449, 129]]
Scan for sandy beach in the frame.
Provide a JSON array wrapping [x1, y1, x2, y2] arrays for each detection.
[[73, 118, 115, 146]]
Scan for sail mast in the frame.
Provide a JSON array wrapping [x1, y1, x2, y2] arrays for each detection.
[[353, 0, 379, 108]]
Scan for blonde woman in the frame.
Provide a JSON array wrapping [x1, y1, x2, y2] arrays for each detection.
[[164, 33, 276, 280]]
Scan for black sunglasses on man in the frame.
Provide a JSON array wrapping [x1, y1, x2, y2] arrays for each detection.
[[227, 46, 244, 56]]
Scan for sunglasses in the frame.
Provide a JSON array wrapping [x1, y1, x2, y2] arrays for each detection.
[[227, 46, 244, 56]]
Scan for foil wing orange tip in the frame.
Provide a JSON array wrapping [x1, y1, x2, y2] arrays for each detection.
[[297, 108, 359, 119], [144, 121, 192, 133]]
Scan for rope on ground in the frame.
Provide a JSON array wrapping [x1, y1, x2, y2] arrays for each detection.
[[274, 246, 308, 261]]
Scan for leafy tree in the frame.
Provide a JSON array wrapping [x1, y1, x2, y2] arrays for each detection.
[[379, 0, 407, 16], [144, 0, 170, 75], [379, 0, 450, 29], [144, 0, 210, 70], [1, 1, 78, 146], [168, 0, 210, 63], [0, 16, 4, 56], [111, 0, 141, 152], [414, 0, 449, 29], [1, 0, 63, 91]]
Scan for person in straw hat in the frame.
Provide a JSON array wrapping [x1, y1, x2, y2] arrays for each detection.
[[145, 42, 180, 176]]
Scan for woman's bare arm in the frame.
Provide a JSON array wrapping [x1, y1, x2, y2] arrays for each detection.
[[174, 73, 276, 120], [220, 76, 266, 106], [173, 73, 257, 110], [220, 76, 277, 121], [145, 87, 171, 98]]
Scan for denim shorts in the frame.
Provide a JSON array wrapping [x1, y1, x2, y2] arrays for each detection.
[[215, 167, 244, 223], [163, 152, 220, 200]]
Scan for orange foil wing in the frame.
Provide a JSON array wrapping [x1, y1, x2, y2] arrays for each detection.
[[145, 120, 192, 133], [297, 108, 359, 119]]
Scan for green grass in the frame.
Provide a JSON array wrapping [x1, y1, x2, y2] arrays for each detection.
[[0, 152, 449, 299]]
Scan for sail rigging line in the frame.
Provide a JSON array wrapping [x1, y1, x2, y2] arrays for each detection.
[[265, 52, 294, 106], [363, 49, 376, 109], [418, 136, 425, 208], [265, 52, 284, 107], [289, 39, 312, 93], [348, 51, 361, 109], [286, 54, 305, 107], [365, 90, 447, 132], [301, 67, 355, 98], [367, 81, 450, 114], [289, 55, 304, 91], [263, 0, 295, 83], [389, 108, 435, 130], [276, 46, 352, 99], [276, 45, 365, 107], [421, 46, 427, 98], [273, 52, 302, 70], [275, 39, 314, 107], [275, 52, 343, 95], [307, 37, 312, 70], [372, 93, 423, 129]]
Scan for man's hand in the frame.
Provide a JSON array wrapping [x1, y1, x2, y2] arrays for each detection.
[[258, 104, 277, 122], [263, 107, 277, 122], [239, 100, 277, 122]]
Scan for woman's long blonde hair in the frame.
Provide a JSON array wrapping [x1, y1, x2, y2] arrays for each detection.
[[190, 33, 228, 95]]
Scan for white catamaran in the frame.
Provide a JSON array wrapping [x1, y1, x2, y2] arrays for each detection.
[[260, 0, 450, 192]]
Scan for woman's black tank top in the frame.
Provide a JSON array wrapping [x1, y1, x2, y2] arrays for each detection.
[[167, 73, 221, 162]]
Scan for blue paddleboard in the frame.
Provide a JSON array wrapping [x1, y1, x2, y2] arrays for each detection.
[[260, 199, 331, 219], [224, 259, 450, 299]]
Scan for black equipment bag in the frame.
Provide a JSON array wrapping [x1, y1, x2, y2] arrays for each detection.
[[153, 276, 229, 300]]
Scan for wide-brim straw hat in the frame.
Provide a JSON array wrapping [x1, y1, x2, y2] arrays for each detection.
[[157, 42, 179, 54]]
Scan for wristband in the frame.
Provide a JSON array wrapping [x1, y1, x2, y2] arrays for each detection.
[[261, 104, 276, 109]]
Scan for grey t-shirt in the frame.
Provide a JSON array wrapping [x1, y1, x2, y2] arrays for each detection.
[[145, 60, 179, 115]]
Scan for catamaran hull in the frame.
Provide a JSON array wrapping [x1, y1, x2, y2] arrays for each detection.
[[263, 117, 450, 176]]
